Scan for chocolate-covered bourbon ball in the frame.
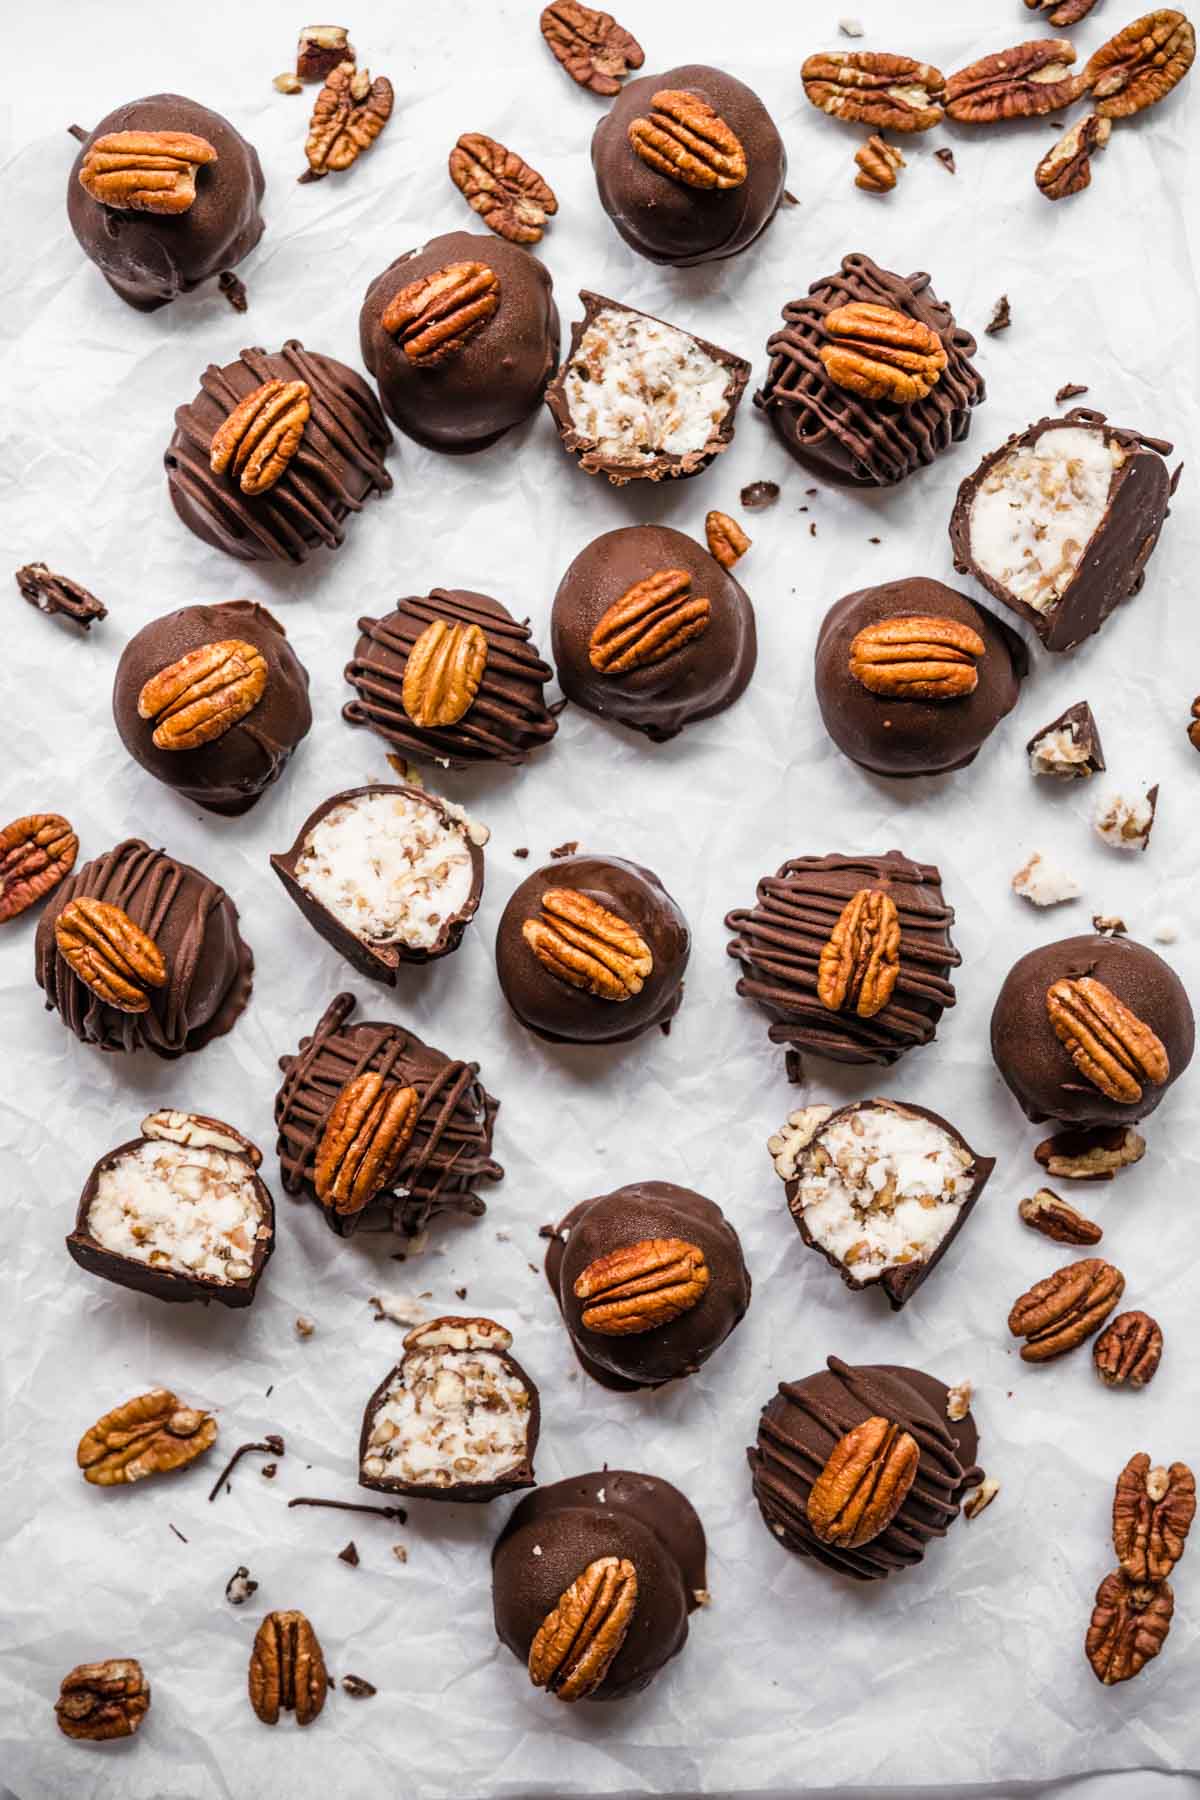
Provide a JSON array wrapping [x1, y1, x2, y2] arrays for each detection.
[[551, 524, 757, 741], [35, 840, 253, 1058], [492, 1470, 707, 1701], [991, 934, 1194, 1127], [592, 64, 787, 266], [359, 231, 559, 453], [755, 253, 984, 488], [67, 95, 264, 312], [113, 601, 311, 816], [496, 855, 690, 1046], [814, 576, 1027, 777], [165, 342, 392, 564], [749, 1357, 982, 1581], [545, 1182, 750, 1390]]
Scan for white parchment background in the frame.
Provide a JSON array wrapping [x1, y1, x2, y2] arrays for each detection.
[[1, 1, 1199, 1795]]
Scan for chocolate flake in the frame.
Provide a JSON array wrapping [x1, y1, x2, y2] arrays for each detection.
[[342, 1675, 377, 1698], [985, 296, 1011, 336], [1056, 382, 1089, 403], [338, 1541, 360, 1566], [218, 271, 249, 314], [288, 1496, 409, 1523], [168, 1522, 188, 1544], [513, 847, 529, 858], [934, 148, 956, 174], [207, 1436, 286, 1503], [15, 563, 107, 630], [868, 536, 881, 544], [740, 480, 780, 510]]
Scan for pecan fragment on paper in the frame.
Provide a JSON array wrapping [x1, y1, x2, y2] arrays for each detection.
[[849, 615, 984, 699], [574, 1237, 710, 1335], [819, 301, 948, 403], [1086, 1569, 1174, 1684], [449, 134, 558, 244], [1095, 1311, 1163, 1387], [1018, 1187, 1103, 1246], [588, 569, 711, 674], [854, 135, 905, 192], [801, 51, 946, 131], [539, 1, 644, 95], [1036, 114, 1111, 200], [137, 639, 269, 750], [54, 897, 167, 1013], [401, 618, 489, 727], [1008, 1256, 1124, 1361], [528, 1556, 638, 1701], [78, 130, 217, 214], [1113, 1453, 1196, 1582], [0, 814, 78, 923], [628, 89, 747, 189], [1034, 1124, 1145, 1181], [55, 1659, 150, 1741], [817, 888, 901, 1019], [77, 1388, 217, 1486], [945, 39, 1083, 122], [381, 262, 501, 365], [806, 1416, 920, 1548], [302, 61, 393, 180], [1045, 977, 1170, 1105], [523, 888, 653, 1001], [1025, 0, 1097, 23], [1084, 9, 1196, 118], [15, 562, 106, 629], [209, 380, 311, 496], [315, 1072, 419, 1215], [248, 1610, 328, 1725], [705, 511, 751, 569]]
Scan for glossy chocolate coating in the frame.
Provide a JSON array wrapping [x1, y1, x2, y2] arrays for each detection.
[[343, 589, 559, 766], [274, 992, 503, 1239], [725, 851, 959, 1072], [592, 64, 786, 266], [496, 855, 690, 1046], [113, 601, 311, 816], [949, 410, 1175, 652], [545, 1182, 751, 1389], [749, 1357, 982, 1581], [67, 94, 264, 312], [359, 231, 559, 453], [1027, 700, 1106, 776], [814, 577, 1027, 778], [755, 253, 984, 488], [493, 1470, 707, 1700], [35, 840, 253, 1059], [551, 524, 757, 741], [991, 934, 1194, 1126]]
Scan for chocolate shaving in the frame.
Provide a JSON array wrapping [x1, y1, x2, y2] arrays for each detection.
[[783, 189, 800, 206], [168, 1523, 188, 1544], [15, 563, 107, 630], [207, 1436, 286, 1503], [338, 1541, 360, 1566], [288, 1496, 409, 1523], [513, 847, 530, 858], [740, 480, 780, 510], [342, 1675, 377, 1698], [1056, 382, 1089, 403], [985, 295, 1011, 336], [934, 148, 956, 174], [218, 271, 249, 314]]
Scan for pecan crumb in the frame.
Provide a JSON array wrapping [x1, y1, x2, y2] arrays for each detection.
[[274, 72, 304, 95], [218, 271, 248, 313], [946, 1381, 973, 1422], [342, 1674, 377, 1698], [392, 1543, 408, 1563], [934, 147, 956, 174], [985, 295, 1012, 336], [1056, 381, 1089, 403], [964, 1478, 1000, 1521], [15, 562, 107, 630], [549, 840, 579, 859], [838, 17, 865, 36], [295, 1315, 316, 1338], [1093, 914, 1127, 937], [782, 189, 800, 206]]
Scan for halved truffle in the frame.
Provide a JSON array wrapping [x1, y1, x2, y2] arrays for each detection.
[[949, 410, 1176, 651], [67, 1109, 274, 1307], [271, 784, 486, 982], [1027, 701, 1105, 779], [767, 1100, 993, 1309], [359, 1315, 538, 1501], [545, 292, 750, 484]]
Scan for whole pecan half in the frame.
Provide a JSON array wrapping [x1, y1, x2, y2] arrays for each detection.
[[1018, 1187, 1103, 1247], [381, 261, 501, 365], [137, 639, 269, 750], [15, 562, 107, 628], [78, 129, 217, 215], [523, 888, 653, 1001], [1008, 1257, 1125, 1361], [817, 887, 901, 1020], [588, 569, 711, 674], [1025, 0, 1098, 21], [801, 51, 946, 131], [303, 61, 393, 179], [528, 1556, 638, 1701], [946, 39, 1083, 122], [849, 614, 984, 700], [449, 133, 558, 244], [628, 89, 747, 189], [1085, 9, 1195, 117], [1113, 1454, 1196, 1581], [1036, 114, 1111, 200], [807, 1416, 920, 1549], [705, 511, 751, 570], [1035, 1124, 1146, 1182], [314, 1072, 419, 1215], [819, 301, 949, 404], [1095, 1311, 1163, 1387], [77, 1388, 217, 1486], [854, 135, 905, 193], [55, 1659, 150, 1741], [209, 380, 312, 496], [248, 1610, 328, 1726], [539, 1, 644, 95], [0, 814, 78, 923], [54, 897, 167, 1013], [573, 1237, 710, 1336], [401, 618, 489, 727], [1046, 977, 1170, 1105], [1086, 1569, 1174, 1684]]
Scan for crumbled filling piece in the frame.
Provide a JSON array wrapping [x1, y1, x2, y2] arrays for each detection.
[[1093, 789, 1155, 852], [562, 308, 732, 462], [970, 427, 1123, 614], [1029, 726, 1093, 778], [295, 791, 479, 949], [88, 1141, 267, 1283], [1012, 852, 1081, 908], [361, 1335, 531, 1488]]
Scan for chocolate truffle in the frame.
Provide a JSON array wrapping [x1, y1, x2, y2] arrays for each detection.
[[343, 589, 558, 766], [1028, 701, 1106, 779], [545, 1182, 750, 1390], [113, 601, 311, 816], [991, 934, 1194, 1127], [814, 576, 1027, 778], [749, 1357, 982, 1581], [725, 851, 959, 1073], [496, 855, 690, 1046], [767, 1100, 994, 1309], [275, 992, 503, 1240], [165, 341, 392, 564], [950, 410, 1176, 652], [545, 292, 750, 484], [35, 839, 253, 1058], [67, 1108, 274, 1308], [67, 94, 264, 312], [359, 1316, 538, 1502], [755, 253, 984, 488], [551, 524, 757, 741], [359, 232, 559, 453], [272, 784, 486, 982], [592, 64, 786, 266], [492, 1470, 707, 1701]]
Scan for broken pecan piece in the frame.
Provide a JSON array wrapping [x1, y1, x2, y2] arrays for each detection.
[[248, 1610, 328, 1725], [1094, 1311, 1164, 1388], [1008, 1257, 1125, 1361], [78, 130, 217, 214], [1085, 9, 1195, 117], [1036, 113, 1111, 200], [314, 1072, 419, 1215], [302, 61, 393, 180], [1018, 1188, 1102, 1246], [1113, 1453, 1196, 1581], [807, 1416, 920, 1548], [401, 618, 489, 727], [528, 1556, 638, 1701], [77, 1388, 217, 1486], [628, 89, 747, 189], [523, 888, 653, 1000], [705, 511, 751, 569], [449, 133, 558, 244], [946, 39, 1083, 122], [854, 135, 905, 193], [574, 1237, 710, 1335], [819, 302, 948, 404], [1046, 977, 1170, 1105], [381, 261, 501, 365], [849, 614, 984, 700], [588, 569, 711, 674], [801, 51, 946, 131], [209, 380, 311, 497], [539, 1, 644, 95], [55, 1659, 150, 1741], [817, 888, 901, 1020], [15, 562, 106, 628], [1025, 0, 1097, 21], [1035, 1124, 1146, 1181], [0, 814, 78, 924], [54, 897, 167, 1013], [137, 639, 269, 750], [1086, 1569, 1174, 1684]]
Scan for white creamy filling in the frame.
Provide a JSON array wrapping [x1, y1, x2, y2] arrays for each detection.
[[1012, 852, 1081, 908], [361, 1348, 531, 1487], [969, 427, 1122, 614], [1093, 790, 1154, 851], [295, 792, 476, 949], [88, 1142, 266, 1283], [1029, 726, 1091, 778], [562, 308, 731, 461]]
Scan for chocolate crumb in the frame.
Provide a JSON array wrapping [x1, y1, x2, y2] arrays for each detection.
[[68, 124, 88, 143], [782, 189, 800, 207], [338, 1541, 360, 1567], [207, 1436, 286, 1504], [454, 1285, 467, 1299], [1055, 382, 1089, 403], [868, 536, 881, 544], [809, 521, 817, 537], [805, 487, 818, 496], [225, 1566, 258, 1606], [513, 847, 529, 859], [218, 271, 248, 313], [549, 841, 578, 859], [15, 562, 107, 630], [740, 480, 780, 510], [168, 1522, 188, 1544], [342, 1675, 377, 1698], [538, 1223, 558, 1240], [261, 1463, 278, 1480], [985, 295, 1011, 336], [934, 147, 956, 174]]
